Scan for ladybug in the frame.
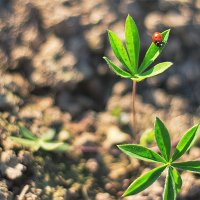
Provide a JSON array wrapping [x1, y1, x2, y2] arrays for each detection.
[[152, 32, 163, 47]]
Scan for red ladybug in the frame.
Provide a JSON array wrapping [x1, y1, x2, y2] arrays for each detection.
[[152, 32, 163, 47]]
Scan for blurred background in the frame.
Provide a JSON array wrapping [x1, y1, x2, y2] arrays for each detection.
[[0, 0, 200, 199]]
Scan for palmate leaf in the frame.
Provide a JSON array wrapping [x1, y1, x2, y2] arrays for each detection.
[[172, 161, 200, 173], [139, 62, 173, 79], [171, 124, 199, 162], [108, 30, 133, 74], [163, 168, 176, 200], [125, 15, 140, 72], [154, 117, 171, 161], [170, 167, 182, 193], [19, 126, 37, 140], [103, 57, 133, 78], [118, 144, 166, 163], [123, 165, 166, 197], [138, 29, 170, 73]]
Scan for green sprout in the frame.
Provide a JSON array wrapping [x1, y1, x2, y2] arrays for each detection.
[[118, 117, 200, 199], [103, 15, 173, 138], [10, 126, 70, 152]]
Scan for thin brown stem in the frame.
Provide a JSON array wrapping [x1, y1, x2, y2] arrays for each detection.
[[132, 80, 137, 142]]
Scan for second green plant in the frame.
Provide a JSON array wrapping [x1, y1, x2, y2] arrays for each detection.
[[10, 126, 70, 152], [118, 117, 200, 199]]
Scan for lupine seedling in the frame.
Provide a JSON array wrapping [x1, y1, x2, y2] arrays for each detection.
[[103, 15, 173, 138], [10, 126, 70, 152], [118, 117, 200, 199]]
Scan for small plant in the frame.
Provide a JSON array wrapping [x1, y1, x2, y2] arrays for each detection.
[[118, 117, 200, 199], [103, 15, 173, 138], [10, 126, 70, 152]]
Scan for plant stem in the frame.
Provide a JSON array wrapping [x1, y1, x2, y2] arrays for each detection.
[[132, 80, 137, 142]]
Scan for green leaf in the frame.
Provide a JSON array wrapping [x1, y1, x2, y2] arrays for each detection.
[[138, 29, 170, 73], [10, 136, 40, 151], [19, 126, 37, 140], [40, 141, 65, 151], [171, 124, 199, 162], [170, 167, 182, 193], [108, 30, 132, 73], [123, 165, 166, 197], [103, 57, 133, 78], [172, 161, 200, 173], [41, 129, 56, 141], [118, 144, 166, 163], [10, 136, 36, 146], [154, 117, 171, 161], [163, 168, 176, 200], [139, 62, 173, 79], [125, 15, 140, 72]]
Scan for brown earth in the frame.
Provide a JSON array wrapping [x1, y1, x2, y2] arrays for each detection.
[[0, 0, 200, 199]]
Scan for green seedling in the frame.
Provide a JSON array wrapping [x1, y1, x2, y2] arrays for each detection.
[[10, 126, 70, 152], [118, 117, 200, 199], [103, 15, 173, 138]]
